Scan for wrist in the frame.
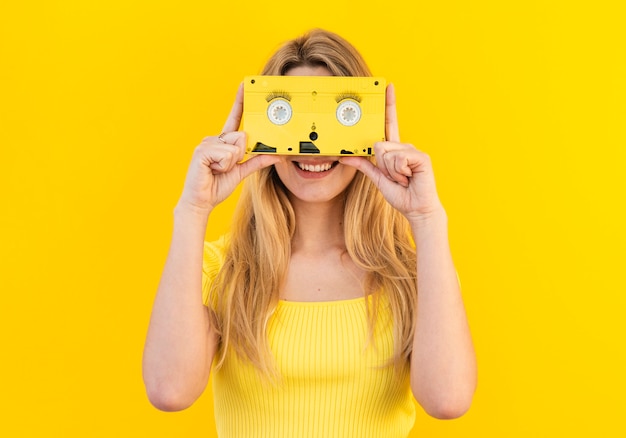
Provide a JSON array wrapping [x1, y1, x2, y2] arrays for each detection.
[[409, 207, 450, 251], [407, 204, 448, 230], [174, 200, 213, 221]]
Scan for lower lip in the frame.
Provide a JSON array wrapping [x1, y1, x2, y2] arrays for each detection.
[[293, 162, 337, 179]]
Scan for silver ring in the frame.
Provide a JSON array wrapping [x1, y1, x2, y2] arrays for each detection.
[[217, 132, 228, 143]]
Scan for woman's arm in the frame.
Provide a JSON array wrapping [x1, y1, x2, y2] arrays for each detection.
[[340, 84, 476, 418], [142, 85, 280, 411], [408, 208, 477, 419], [142, 202, 218, 412]]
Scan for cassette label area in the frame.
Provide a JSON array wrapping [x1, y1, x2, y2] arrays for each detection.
[[243, 76, 386, 156]]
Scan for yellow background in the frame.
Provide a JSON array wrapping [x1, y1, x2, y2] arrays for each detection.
[[1, 1, 624, 436]]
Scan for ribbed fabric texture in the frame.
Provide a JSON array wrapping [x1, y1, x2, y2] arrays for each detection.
[[202, 238, 416, 438]]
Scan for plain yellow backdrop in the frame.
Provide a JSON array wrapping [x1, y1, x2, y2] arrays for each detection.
[[1, 1, 624, 436]]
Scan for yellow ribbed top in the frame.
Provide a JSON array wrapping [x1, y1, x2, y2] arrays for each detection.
[[202, 238, 416, 438]]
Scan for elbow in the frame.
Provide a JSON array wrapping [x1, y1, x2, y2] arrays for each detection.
[[422, 396, 473, 420], [413, 384, 476, 420], [147, 392, 193, 413], [142, 356, 211, 412], [144, 380, 199, 412]]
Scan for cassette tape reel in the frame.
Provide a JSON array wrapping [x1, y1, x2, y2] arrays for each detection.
[[243, 76, 386, 156]]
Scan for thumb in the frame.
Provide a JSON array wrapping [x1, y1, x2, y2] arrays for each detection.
[[238, 154, 280, 180], [339, 156, 387, 190]]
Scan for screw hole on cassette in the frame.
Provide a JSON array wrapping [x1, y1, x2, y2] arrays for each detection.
[[336, 100, 361, 127], [374, 80, 379, 86], [251, 79, 256, 84], [267, 99, 292, 125]]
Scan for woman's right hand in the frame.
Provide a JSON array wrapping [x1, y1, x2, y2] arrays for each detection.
[[178, 84, 280, 213]]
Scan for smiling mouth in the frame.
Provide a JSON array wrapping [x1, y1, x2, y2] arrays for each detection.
[[294, 161, 339, 173]]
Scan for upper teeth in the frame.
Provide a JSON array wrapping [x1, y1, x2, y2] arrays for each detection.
[[297, 162, 333, 172]]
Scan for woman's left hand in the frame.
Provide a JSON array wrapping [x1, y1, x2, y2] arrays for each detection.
[[339, 84, 443, 223]]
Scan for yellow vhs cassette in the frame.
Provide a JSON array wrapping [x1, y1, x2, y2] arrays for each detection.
[[243, 76, 386, 156]]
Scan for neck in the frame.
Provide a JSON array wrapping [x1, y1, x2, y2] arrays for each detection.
[[290, 196, 346, 253]]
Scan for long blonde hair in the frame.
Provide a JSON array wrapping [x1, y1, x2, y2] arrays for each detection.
[[208, 29, 417, 376]]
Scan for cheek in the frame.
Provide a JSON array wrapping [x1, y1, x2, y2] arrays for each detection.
[[338, 166, 359, 187], [343, 166, 359, 181], [272, 160, 291, 183]]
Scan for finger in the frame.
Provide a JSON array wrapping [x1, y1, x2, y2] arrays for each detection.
[[373, 142, 393, 180], [210, 131, 247, 165], [204, 145, 240, 173], [221, 82, 244, 133], [391, 155, 411, 187], [339, 156, 387, 189], [381, 151, 410, 187], [374, 141, 414, 184], [195, 136, 244, 173], [385, 83, 400, 143], [237, 154, 280, 180], [390, 151, 413, 178]]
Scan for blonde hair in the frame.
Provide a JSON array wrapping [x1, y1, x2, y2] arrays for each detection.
[[208, 29, 417, 377]]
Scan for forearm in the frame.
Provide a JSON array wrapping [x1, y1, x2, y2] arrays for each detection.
[[142, 203, 218, 411], [409, 208, 477, 418]]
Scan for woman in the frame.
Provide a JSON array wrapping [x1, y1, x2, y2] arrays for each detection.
[[143, 29, 476, 437]]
